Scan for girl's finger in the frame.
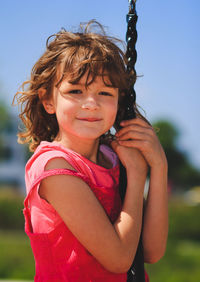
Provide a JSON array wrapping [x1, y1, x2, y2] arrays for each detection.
[[110, 139, 124, 153], [110, 140, 118, 151], [117, 130, 149, 142], [116, 124, 155, 138], [118, 139, 146, 150], [116, 124, 145, 136]]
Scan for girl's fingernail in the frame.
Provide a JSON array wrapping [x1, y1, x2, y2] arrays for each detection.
[[120, 121, 124, 125]]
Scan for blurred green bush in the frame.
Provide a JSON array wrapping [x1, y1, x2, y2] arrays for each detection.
[[145, 199, 200, 282], [0, 230, 34, 279], [169, 201, 200, 241], [0, 187, 24, 230]]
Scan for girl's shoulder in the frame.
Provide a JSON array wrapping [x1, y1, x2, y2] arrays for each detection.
[[25, 141, 78, 192], [26, 140, 89, 170], [26, 141, 73, 172], [26, 141, 118, 174], [25, 141, 119, 195]]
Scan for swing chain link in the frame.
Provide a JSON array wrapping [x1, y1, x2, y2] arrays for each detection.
[[128, 0, 137, 14], [125, 0, 138, 119]]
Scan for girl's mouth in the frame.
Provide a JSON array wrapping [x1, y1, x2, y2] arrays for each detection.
[[77, 118, 102, 122]]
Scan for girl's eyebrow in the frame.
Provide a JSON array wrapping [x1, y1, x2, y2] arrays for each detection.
[[68, 81, 85, 86], [60, 81, 83, 88], [61, 78, 116, 89]]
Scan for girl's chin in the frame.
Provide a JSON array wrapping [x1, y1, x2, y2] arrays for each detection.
[[60, 127, 109, 141], [75, 134, 102, 140], [73, 129, 106, 138]]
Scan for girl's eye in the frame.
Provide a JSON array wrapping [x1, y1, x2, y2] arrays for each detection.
[[99, 91, 113, 96], [68, 89, 82, 94]]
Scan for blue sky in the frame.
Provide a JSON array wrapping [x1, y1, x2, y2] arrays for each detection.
[[0, 0, 200, 169]]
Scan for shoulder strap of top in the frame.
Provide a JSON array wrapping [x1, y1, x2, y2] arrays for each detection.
[[24, 168, 92, 209]]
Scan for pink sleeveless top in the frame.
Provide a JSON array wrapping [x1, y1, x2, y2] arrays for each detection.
[[24, 141, 127, 281]]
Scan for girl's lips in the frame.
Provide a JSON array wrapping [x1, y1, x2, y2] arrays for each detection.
[[77, 118, 102, 122]]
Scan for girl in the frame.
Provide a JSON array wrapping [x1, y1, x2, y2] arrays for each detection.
[[14, 21, 168, 281]]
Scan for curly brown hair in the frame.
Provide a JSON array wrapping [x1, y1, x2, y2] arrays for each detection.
[[13, 20, 145, 152]]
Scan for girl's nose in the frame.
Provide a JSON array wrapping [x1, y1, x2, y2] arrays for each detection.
[[81, 96, 99, 110]]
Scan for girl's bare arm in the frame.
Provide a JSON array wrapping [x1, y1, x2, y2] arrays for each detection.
[[39, 152, 147, 274], [142, 163, 168, 263]]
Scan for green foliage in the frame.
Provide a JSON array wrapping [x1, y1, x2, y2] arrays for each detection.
[[146, 239, 200, 282], [153, 120, 179, 150], [0, 188, 24, 230], [153, 119, 200, 189], [0, 102, 15, 161], [0, 188, 34, 279], [0, 230, 34, 279], [169, 201, 200, 240], [0, 138, 13, 161], [0, 102, 13, 133], [145, 200, 200, 282]]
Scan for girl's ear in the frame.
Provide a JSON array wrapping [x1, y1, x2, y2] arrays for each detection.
[[38, 88, 55, 114]]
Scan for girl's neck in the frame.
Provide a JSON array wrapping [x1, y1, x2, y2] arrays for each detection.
[[54, 134, 100, 164]]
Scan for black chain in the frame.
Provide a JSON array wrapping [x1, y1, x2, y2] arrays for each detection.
[[120, 2, 145, 281], [124, 0, 138, 120]]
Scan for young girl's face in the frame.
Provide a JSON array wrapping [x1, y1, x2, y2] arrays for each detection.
[[48, 72, 118, 142]]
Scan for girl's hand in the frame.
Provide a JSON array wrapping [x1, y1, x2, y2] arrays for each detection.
[[113, 118, 167, 170], [111, 131, 148, 175]]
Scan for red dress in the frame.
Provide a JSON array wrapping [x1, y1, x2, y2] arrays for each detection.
[[24, 141, 149, 281], [24, 141, 126, 281]]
